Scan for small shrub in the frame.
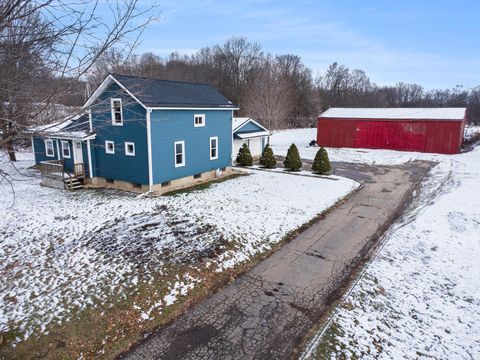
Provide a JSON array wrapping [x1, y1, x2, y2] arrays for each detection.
[[259, 144, 276, 169], [283, 143, 302, 171], [236, 143, 253, 166], [312, 147, 331, 174]]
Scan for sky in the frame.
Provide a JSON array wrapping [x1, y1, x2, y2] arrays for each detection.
[[134, 0, 480, 90]]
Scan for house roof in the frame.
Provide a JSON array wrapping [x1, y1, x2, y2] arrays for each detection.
[[319, 107, 467, 121], [232, 117, 271, 139], [84, 74, 237, 109], [232, 117, 270, 133], [31, 114, 92, 139]]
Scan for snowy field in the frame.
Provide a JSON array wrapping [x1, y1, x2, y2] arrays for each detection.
[[0, 152, 358, 345], [271, 127, 480, 165], [276, 129, 479, 358]]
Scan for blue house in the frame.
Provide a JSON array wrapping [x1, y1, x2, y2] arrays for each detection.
[[31, 74, 237, 192]]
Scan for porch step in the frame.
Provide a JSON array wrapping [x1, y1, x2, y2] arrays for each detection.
[[64, 177, 84, 191]]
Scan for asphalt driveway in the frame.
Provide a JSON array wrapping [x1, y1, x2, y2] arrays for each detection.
[[120, 160, 432, 360]]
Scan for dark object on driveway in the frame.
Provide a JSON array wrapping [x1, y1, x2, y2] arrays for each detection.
[[309, 140, 318, 147]]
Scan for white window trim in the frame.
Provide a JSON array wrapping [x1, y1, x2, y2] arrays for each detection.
[[111, 98, 123, 126], [125, 142, 135, 156], [210, 136, 218, 160], [45, 139, 54, 157], [193, 114, 205, 127], [105, 140, 115, 154], [174, 140, 185, 167], [61, 140, 71, 159]]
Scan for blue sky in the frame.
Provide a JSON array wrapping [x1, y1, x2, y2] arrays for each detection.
[[135, 0, 479, 89]]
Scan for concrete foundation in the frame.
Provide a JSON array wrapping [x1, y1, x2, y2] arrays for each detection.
[[85, 167, 237, 195]]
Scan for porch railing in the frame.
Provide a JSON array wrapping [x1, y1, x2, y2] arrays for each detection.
[[73, 163, 85, 178], [38, 159, 64, 178]]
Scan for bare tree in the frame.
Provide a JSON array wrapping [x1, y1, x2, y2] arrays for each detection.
[[0, 0, 158, 161], [243, 57, 295, 129]]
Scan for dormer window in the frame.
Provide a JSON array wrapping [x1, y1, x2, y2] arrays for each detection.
[[111, 98, 123, 125], [194, 114, 205, 127]]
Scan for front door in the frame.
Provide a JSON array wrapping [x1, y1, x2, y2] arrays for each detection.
[[73, 140, 83, 164]]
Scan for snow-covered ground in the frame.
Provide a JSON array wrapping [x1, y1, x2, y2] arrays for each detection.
[[271, 128, 469, 165], [0, 152, 358, 344], [275, 129, 479, 358]]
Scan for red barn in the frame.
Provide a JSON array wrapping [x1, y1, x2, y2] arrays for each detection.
[[317, 108, 467, 154]]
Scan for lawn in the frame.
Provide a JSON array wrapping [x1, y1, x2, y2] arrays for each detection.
[[0, 151, 359, 358]]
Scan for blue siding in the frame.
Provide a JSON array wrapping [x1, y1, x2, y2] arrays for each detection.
[[150, 110, 232, 184], [90, 82, 148, 184], [235, 120, 265, 134], [33, 137, 81, 172], [33, 137, 57, 163]]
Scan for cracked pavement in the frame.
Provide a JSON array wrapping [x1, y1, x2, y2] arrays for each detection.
[[120, 161, 432, 360]]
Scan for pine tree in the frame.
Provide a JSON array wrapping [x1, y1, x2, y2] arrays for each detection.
[[259, 144, 276, 168], [236, 143, 253, 166], [312, 147, 331, 174], [283, 143, 302, 171]]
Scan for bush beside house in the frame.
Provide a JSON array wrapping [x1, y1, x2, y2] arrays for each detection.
[[236, 143, 253, 166], [259, 144, 276, 168], [283, 144, 302, 171]]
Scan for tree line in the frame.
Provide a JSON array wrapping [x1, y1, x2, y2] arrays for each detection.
[[2, 2, 480, 164], [87, 38, 480, 128]]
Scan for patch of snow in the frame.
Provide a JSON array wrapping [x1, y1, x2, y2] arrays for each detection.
[[0, 150, 359, 342], [319, 107, 466, 120], [271, 128, 449, 165], [302, 147, 480, 359]]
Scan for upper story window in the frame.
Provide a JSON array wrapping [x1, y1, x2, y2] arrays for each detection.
[[111, 98, 123, 125], [105, 140, 115, 154], [125, 142, 135, 156], [194, 114, 205, 127], [45, 139, 54, 157], [210, 136, 218, 160], [174, 141, 185, 167], [61, 140, 71, 158]]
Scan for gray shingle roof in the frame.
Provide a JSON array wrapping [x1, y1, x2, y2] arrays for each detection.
[[112, 74, 236, 108]]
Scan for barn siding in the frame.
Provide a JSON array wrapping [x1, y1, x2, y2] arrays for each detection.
[[150, 109, 232, 184], [317, 118, 464, 154]]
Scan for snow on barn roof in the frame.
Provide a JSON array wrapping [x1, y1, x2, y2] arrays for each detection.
[[319, 107, 467, 121]]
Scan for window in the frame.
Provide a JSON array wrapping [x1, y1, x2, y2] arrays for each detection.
[[193, 173, 202, 179], [194, 114, 205, 127], [210, 136, 218, 160], [161, 181, 171, 187], [174, 141, 185, 167], [111, 98, 123, 125], [125, 142, 135, 156], [105, 140, 115, 154], [45, 139, 54, 157], [61, 140, 71, 158]]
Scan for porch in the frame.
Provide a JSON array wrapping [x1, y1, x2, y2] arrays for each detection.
[[38, 159, 86, 191]]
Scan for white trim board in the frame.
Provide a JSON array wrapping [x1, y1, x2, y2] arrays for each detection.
[[146, 109, 153, 190]]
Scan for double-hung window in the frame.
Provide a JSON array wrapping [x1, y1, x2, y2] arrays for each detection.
[[61, 140, 71, 158], [111, 98, 123, 125], [45, 139, 54, 157], [125, 142, 135, 156], [105, 140, 115, 154], [174, 141, 185, 167], [210, 136, 218, 160], [194, 114, 205, 127]]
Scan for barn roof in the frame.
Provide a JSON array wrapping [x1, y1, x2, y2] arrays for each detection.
[[319, 107, 466, 121], [84, 74, 237, 109]]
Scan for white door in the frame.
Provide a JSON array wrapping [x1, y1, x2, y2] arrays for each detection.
[[73, 140, 83, 164]]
